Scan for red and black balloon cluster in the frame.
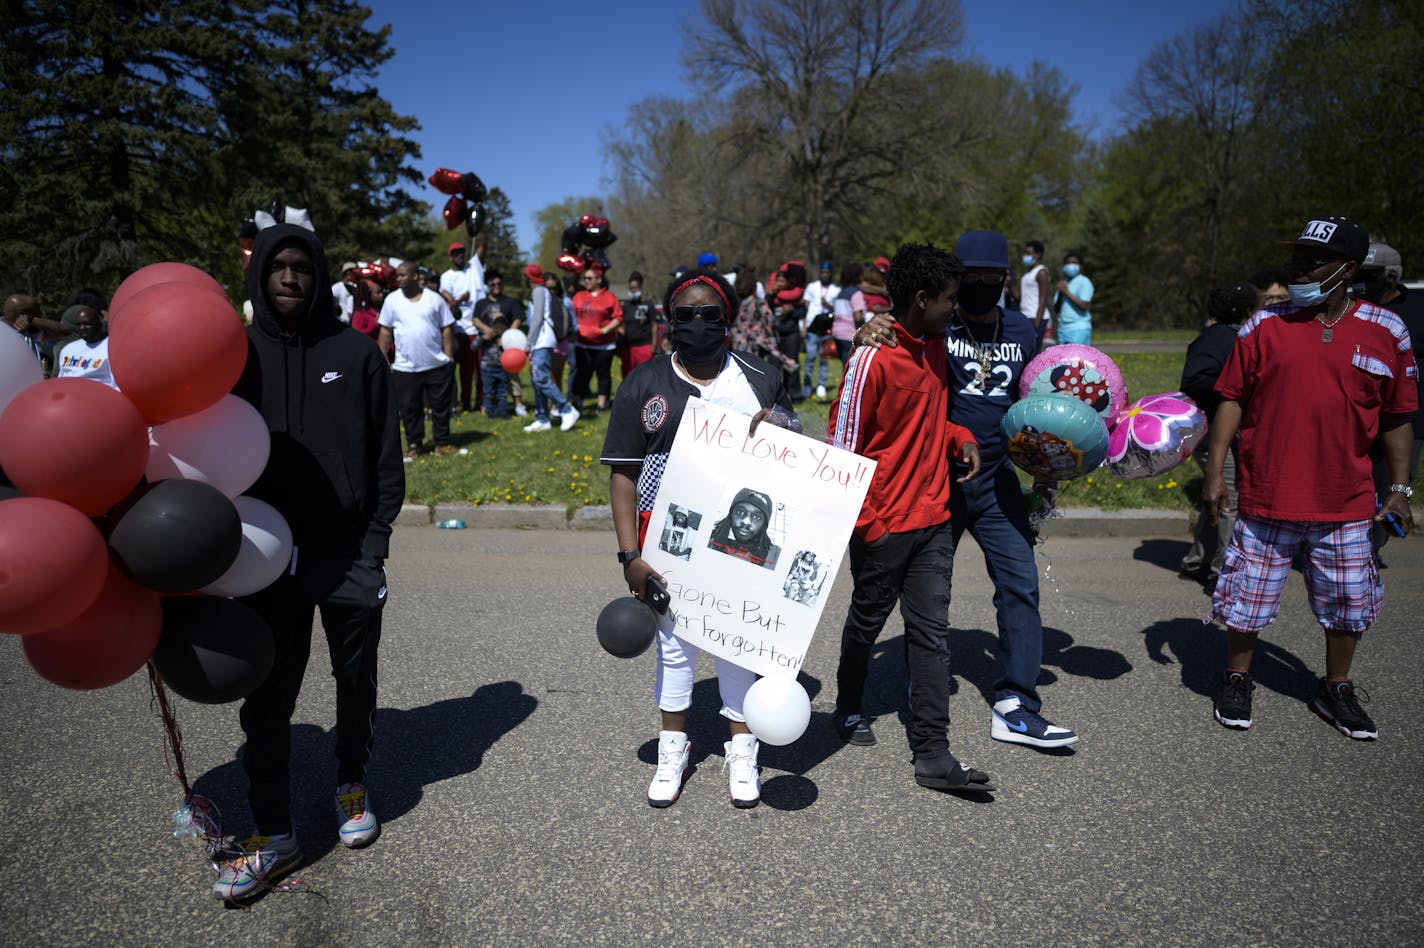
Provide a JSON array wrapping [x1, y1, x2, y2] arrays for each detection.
[[429, 168, 489, 236], [556, 215, 618, 274]]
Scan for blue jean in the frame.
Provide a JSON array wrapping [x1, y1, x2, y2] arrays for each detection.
[[481, 366, 509, 418], [1057, 321, 1091, 346], [529, 347, 569, 422], [948, 461, 1044, 712], [803, 331, 830, 391]]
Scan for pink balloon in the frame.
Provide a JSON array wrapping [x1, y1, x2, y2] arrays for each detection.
[[1020, 344, 1128, 427], [146, 395, 271, 498], [1106, 391, 1208, 480], [109, 263, 228, 325]]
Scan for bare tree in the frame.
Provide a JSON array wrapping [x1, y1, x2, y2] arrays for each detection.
[[685, 0, 964, 262]]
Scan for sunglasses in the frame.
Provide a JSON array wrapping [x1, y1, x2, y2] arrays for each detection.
[[671, 304, 725, 323], [960, 271, 1006, 285]]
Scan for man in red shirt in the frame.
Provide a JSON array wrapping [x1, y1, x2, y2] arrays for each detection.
[[828, 242, 991, 794], [1204, 215, 1418, 740]]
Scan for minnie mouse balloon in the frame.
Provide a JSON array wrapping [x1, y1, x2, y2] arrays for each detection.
[[1019, 344, 1128, 428], [1106, 392, 1208, 480], [442, 195, 467, 231], [428, 167, 463, 195]]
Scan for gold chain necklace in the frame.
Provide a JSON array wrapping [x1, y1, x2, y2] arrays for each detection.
[[957, 312, 1002, 386]]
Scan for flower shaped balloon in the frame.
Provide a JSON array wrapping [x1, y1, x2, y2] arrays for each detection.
[[1106, 392, 1207, 480]]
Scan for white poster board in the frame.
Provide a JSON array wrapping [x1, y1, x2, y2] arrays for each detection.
[[642, 397, 876, 679]]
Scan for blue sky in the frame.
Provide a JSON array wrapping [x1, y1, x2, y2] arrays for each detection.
[[368, 0, 1241, 251]]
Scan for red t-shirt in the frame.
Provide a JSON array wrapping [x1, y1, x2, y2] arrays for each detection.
[[1215, 300, 1418, 521], [572, 289, 622, 347]]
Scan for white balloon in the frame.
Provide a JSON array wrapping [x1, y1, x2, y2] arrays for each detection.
[[201, 496, 293, 597], [0, 328, 44, 415], [147, 395, 270, 498], [742, 676, 812, 746], [500, 328, 527, 352]]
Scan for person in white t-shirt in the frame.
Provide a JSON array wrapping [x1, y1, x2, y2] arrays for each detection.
[[802, 261, 841, 399], [439, 239, 487, 413], [378, 261, 457, 458], [54, 306, 118, 389], [331, 261, 359, 324], [1019, 240, 1052, 349]]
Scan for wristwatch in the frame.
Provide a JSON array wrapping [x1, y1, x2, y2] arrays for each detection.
[[1389, 484, 1414, 499], [616, 549, 641, 564]]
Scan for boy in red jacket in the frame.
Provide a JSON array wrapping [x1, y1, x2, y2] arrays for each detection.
[[827, 242, 993, 794]]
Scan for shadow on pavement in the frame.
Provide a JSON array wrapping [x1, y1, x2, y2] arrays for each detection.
[[193, 680, 537, 870], [1133, 538, 1193, 572], [1140, 618, 1316, 700]]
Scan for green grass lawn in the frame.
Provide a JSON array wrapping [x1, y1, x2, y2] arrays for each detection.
[[405, 348, 1421, 511]]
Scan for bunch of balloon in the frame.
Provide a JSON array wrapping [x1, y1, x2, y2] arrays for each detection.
[[0, 263, 286, 704], [499, 328, 529, 374], [556, 214, 618, 274], [430, 167, 489, 237]]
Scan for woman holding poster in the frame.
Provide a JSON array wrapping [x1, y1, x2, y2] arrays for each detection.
[[600, 267, 799, 810]]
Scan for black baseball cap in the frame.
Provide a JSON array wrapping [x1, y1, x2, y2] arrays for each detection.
[[1275, 216, 1369, 263]]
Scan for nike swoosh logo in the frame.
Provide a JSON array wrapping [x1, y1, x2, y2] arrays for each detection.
[[1002, 717, 1029, 733], [321, 372, 342, 383]]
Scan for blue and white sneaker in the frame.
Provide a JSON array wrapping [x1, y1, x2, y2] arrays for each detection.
[[212, 832, 302, 901], [991, 697, 1079, 749], [336, 782, 381, 848]]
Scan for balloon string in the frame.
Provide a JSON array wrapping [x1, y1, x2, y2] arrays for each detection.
[[1034, 535, 1079, 623], [147, 661, 192, 795]]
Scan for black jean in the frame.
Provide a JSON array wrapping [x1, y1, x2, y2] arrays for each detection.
[[835, 521, 955, 756], [571, 345, 614, 408], [393, 363, 454, 449], [239, 550, 386, 836]]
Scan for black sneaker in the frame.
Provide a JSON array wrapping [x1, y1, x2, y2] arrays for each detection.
[[913, 751, 995, 793], [832, 711, 876, 746], [1310, 677, 1378, 740], [1214, 670, 1254, 730]]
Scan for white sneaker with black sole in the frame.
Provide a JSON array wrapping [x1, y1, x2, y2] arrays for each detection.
[[648, 730, 691, 807], [991, 697, 1079, 748], [724, 733, 761, 808]]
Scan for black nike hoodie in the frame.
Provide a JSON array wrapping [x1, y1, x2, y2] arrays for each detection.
[[232, 223, 404, 561]]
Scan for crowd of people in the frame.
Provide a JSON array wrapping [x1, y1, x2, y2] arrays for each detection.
[[4, 214, 1420, 903]]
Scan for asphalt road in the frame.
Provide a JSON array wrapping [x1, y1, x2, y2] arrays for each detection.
[[2, 527, 1421, 946]]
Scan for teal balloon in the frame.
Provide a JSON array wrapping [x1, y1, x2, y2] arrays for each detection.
[[1001, 393, 1109, 481]]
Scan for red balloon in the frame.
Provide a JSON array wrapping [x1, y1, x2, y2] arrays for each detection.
[[0, 379, 149, 515], [109, 263, 227, 326], [500, 348, 528, 373], [428, 167, 464, 195], [109, 282, 247, 424], [556, 253, 586, 274], [22, 559, 161, 689], [442, 195, 467, 231], [0, 497, 108, 634]]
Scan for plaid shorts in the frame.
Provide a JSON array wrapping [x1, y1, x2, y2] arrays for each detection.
[[1210, 514, 1382, 634]]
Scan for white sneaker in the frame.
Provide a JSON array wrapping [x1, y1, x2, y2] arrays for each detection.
[[335, 782, 381, 848], [815, 384, 827, 399], [724, 734, 760, 808], [648, 730, 691, 807], [559, 405, 580, 431], [523, 419, 552, 432], [212, 832, 301, 901], [514, 403, 528, 417]]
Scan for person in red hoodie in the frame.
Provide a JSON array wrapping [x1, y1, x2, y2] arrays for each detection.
[[827, 242, 993, 795], [571, 266, 623, 414]]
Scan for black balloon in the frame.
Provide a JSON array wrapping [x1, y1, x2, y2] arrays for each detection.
[[561, 224, 583, 255], [465, 203, 486, 236], [581, 225, 617, 249], [460, 171, 487, 203], [596, 597, 657, 659], [152, 597, 275, 704], [108, 479, 242, 593]]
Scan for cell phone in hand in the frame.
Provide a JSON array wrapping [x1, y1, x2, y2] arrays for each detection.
[[1377, 503, 1407, 538], [645, 576, 671, 614]]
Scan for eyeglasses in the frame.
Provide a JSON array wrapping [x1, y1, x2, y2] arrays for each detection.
[[671, 304, 724, 323], [960, 271, 1006, 285]]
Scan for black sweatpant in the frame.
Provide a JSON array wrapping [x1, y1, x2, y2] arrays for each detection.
[[571, 345, 614, 409], [777, 330, 803, 396], [393, 363, 454, 449], [835, 521, 955, 756], [239, 551, 386, 836]]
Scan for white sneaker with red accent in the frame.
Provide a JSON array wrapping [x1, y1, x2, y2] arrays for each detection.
[[724, 733, 761, 809], [648, 730, 691, 808]]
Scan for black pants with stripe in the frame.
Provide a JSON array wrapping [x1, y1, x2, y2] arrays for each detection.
[[239, 550, 386, 836]]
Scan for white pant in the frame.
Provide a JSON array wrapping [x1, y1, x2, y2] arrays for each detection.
[[654, 628, 757, 722]]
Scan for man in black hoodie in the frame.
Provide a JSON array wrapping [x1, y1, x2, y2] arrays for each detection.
[[217, 223, 404, 902]]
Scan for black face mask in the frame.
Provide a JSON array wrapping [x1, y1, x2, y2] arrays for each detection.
[[1353, 275, 1390, 304], [671, 318, 729, 364], [955, 282, 1001, 315]]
